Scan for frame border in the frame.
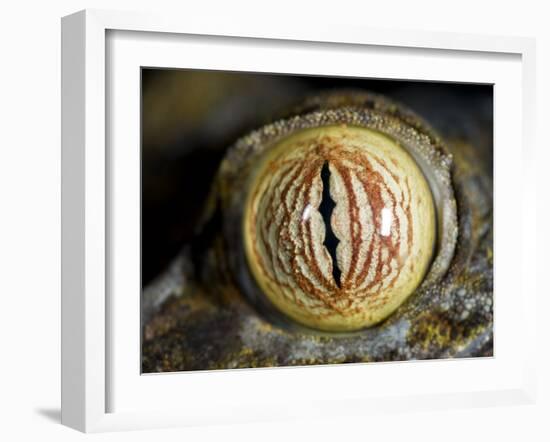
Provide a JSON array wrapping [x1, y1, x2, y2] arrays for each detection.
[[61, 8, 537, 432]]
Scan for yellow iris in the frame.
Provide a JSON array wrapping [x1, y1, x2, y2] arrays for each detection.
[[243, 125, 436, 332]]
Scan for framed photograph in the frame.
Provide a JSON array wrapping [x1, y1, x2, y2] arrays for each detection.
[[61, 9, 537, 432]]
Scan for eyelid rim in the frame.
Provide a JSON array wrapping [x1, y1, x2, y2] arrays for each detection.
[[217, 92, 458, 331]]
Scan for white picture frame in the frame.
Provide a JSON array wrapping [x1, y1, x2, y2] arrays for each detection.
[[61, 9, 537, 433]]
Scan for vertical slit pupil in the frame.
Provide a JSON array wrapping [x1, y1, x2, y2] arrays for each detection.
[[319, 161, 342, 288]]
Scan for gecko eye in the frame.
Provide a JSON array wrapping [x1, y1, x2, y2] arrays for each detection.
[[221, 101, 457, 332], [244, 125, 436, 331]]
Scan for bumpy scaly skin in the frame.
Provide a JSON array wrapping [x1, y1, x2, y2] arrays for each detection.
[[142, 92, 492, 372]]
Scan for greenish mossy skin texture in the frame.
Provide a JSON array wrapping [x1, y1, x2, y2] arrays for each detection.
[[141, 72, 492, 372]]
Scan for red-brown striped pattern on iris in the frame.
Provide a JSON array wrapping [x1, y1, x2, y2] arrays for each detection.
[[244, 125, 436, 331]]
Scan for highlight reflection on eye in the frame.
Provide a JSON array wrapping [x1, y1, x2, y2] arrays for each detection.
[[243, 126, 436, 331]]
